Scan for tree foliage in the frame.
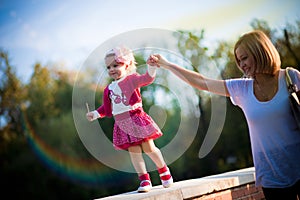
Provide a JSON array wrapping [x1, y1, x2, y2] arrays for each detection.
[[0, 51, 25, 148]]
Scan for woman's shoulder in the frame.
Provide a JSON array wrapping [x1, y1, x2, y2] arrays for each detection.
[[284, 67, 300, 79], [226, 77, 253, 86], [285, 66, 299, 71], [226, 77, 253, 94], [284, 67, 300, 87], [284, 67, 300, 75]]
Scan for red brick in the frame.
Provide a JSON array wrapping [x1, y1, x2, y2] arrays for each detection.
[[191, 182, 265, 200]]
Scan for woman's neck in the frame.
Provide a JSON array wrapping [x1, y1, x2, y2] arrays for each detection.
[[253, 71, 279, 101]]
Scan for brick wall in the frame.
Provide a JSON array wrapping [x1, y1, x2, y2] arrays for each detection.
[[96, 167, 264, 200], [192, 182, 265, 200]]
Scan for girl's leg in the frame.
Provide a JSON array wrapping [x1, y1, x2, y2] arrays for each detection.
[[141, 139, 165, 168], [128, 145, 147, 176], [142, 140, 173, 188], [128, 145, 152, 192]]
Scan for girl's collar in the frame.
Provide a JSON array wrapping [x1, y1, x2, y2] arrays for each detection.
[[113, 74, 127, 83]]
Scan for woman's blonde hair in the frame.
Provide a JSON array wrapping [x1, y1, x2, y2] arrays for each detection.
[[105, 46, 137, 74], [234, 30, 281, 75]]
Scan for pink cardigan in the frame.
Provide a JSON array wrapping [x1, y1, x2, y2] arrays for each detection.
[[96, 72, 155, 118]]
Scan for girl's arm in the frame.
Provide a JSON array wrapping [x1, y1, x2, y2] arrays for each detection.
[[86, 87, 112, 121], [130, 65, 156, 88], [150, 54, 230, 97]]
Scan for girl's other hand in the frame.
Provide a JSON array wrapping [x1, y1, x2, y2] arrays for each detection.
[[86, 112, 94, 121], [86, 111, 99, 121]]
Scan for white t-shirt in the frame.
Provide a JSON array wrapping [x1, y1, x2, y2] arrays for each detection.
[[225, 69, 300, 188]]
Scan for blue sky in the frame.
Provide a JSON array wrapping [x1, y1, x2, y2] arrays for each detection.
[[0, 0, 299, 82]]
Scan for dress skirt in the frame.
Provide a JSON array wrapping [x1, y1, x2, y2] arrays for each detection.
[[113, 107, 163, 150]]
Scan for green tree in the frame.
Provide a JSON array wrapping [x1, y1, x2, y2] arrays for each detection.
[[26, 63, 58, 126], [250, 18, 300, 69], [0, 50, 25, 148]]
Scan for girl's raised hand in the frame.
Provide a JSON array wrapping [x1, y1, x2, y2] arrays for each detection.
[[147, 55, 159, 67], [148, 54, 171, 68]]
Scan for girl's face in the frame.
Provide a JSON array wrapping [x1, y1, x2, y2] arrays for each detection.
[[235, 46, 256, 77], [105, 55, 127, 80]]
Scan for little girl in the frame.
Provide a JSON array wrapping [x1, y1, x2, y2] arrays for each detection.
[[86, 46, 173, 192]]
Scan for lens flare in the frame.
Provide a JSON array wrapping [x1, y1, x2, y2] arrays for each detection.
[[22, 110, 121, 186]]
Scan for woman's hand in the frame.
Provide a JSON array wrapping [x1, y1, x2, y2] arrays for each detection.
[[147, 55, 159, 67], [147, 54, 171, 69]]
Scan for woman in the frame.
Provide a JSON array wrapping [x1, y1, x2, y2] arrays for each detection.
[[148, 30, 300, 199]]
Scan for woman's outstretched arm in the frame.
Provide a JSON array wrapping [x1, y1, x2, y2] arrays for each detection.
[[148, 54, 230, 97]]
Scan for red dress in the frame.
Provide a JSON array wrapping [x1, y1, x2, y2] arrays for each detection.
[[96, 72, 163, 150]]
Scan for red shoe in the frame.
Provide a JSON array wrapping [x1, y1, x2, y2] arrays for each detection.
[[158, 166, 173, 188], [137, 174, 152, 192], [137, 180, 152, 192]]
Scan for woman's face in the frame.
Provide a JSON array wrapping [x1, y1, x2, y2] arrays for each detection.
[[105, 55, 127, 80], [235, 46, 256, 77]]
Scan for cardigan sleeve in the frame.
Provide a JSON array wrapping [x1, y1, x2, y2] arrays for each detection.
[[96, 86, 113, 118], [147, 65, 156, 77], [131, 71, 155, 88]]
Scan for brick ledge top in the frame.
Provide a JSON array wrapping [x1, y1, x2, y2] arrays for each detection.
[[95, 167, 256, 200]]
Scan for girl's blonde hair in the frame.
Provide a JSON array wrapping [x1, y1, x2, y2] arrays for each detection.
[[105, 46, 137, 74], [234, 30, 281, 76]]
